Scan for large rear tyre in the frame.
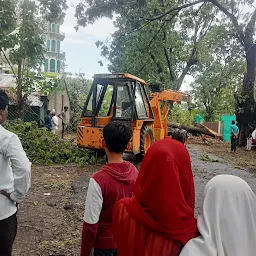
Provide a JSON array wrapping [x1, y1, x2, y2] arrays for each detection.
[[136, 126, 154, 161]]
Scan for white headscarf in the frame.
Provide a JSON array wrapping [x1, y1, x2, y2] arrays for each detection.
[[180, 175, 256, 256]]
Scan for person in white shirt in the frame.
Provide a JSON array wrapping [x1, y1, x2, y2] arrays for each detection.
[[0, 90, 31, 256], [51, 109, 59, 134], [246, 123, 256, 151], [252, 128, 256, 140], [58, 106, 68, 139]]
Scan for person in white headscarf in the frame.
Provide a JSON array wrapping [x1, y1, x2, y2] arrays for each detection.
[[180, 175, 256, 256]]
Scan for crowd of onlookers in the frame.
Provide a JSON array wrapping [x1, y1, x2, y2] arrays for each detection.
[[79, 120, 256, 256], [1, 89, 256, 256], [44, 106, 68, 138], [230, 120, 256, 152]]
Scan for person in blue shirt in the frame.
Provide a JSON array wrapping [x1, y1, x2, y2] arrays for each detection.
[[230, 120, 239, 152]]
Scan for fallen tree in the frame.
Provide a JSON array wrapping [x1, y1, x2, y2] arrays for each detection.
[[168, 122, 220, 138]]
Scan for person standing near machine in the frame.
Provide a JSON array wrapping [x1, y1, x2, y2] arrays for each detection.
[[44, 110, 52, 131], [51, 109, 59, 135], [230, 120, 239, 152], [58, 106, 68, 139]]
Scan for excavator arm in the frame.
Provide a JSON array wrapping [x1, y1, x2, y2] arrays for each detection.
[[149, 90, 191, 140]]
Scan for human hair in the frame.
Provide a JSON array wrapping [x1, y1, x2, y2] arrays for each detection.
[[232, 120, 235, 125], [64, 106, 68, 110], [0, 90, 9, 111], [46, 110, 51, 115], [103, 121, 132, 153]]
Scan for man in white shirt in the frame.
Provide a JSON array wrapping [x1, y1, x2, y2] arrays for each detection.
[[58, 106, 68, 138], [0, 90, 31, 255], [252, 128, 256, 140], [51, 109, 59, 134]]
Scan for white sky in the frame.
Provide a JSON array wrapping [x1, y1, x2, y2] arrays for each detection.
[[61, 0, 116, 78]]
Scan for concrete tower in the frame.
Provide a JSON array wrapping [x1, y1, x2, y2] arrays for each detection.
[[44, 21, 65, 73]]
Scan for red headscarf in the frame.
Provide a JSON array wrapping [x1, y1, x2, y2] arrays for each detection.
[[125, 138, 198, 245]]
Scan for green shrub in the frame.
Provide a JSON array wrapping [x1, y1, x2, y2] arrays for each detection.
[[3, 120, 100, 166]]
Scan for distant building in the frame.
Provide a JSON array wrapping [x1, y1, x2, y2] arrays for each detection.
[[44, 21, 65, 73], [0, 20, 71, 130], [0, 74, 71, 130]]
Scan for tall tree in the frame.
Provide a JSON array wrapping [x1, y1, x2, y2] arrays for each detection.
[[0, 0, 16, 50], [192, 23, 244, 121], [0, 0, 67, 119], [76, 0, 216, 90], [140, 0, 255, 143], [76, 0, 256, 144], [65, 73, 91, 113]]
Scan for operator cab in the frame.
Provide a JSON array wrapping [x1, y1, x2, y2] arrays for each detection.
[[81, 73, 153, 126], [78, 73, 154, 151]]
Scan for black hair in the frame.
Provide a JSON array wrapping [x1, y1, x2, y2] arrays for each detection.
[[103, 121, 132, 153], [46, 110, 51, 115], [64, 106, 68, 110], [232, 120, 235, 124], [0, 90, 9, 111]]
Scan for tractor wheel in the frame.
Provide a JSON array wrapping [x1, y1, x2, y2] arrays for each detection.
[[136, 126, 154, 161]]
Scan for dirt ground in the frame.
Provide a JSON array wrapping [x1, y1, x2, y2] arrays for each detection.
[[13, 139, 256, 256]]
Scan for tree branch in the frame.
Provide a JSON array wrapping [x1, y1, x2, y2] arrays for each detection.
[[128, 9, 179, 36], [173, 10, 205, 90], [164, 47, 176, 82], [147, 0, 205, 21], [174, 47, 198, 91], [245, 9, 256, 45], [208, 0, 245, 45], [136, 21, 166, 52]]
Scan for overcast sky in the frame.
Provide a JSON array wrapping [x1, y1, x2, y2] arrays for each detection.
[[61, 0, 116, 78]]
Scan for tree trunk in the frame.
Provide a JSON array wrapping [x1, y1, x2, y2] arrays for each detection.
[[17, 60, 25, 120], [236, 44, 256, 146], [168, 122, 216, 138], [174, 54, 197, 91]]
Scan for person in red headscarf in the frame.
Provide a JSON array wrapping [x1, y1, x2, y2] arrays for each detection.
[[112, 138, 198, 256]]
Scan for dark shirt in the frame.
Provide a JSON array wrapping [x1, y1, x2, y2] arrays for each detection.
[[44, 115, 52, 130]]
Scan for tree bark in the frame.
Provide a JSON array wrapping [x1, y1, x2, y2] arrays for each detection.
[[236, 44, 256, 146], [163, 47, 175, 83]]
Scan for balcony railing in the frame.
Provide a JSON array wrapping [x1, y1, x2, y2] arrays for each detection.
[[47, 31, 65, 39], [46, 50, 65, 59]]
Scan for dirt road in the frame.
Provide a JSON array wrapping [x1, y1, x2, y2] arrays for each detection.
[[13, 142, 256, 255], [188, 144, 256, 213]]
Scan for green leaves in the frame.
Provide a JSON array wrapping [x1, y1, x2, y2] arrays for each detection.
[[0, 0, 16, 49], [38, 0, 67, 23], [3, 120, 98, 166], [0, 0, 67, 119], [191, 56, 243, 121], [9, 0, 45, 69]]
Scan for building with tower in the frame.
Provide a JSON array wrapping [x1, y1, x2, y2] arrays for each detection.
[[44, 21, 65, 73]]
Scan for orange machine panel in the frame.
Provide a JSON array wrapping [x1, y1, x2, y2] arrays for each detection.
[[77, 126, 104, 150], [81, 117, 113, 127], [77, 123, 137, 153]]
